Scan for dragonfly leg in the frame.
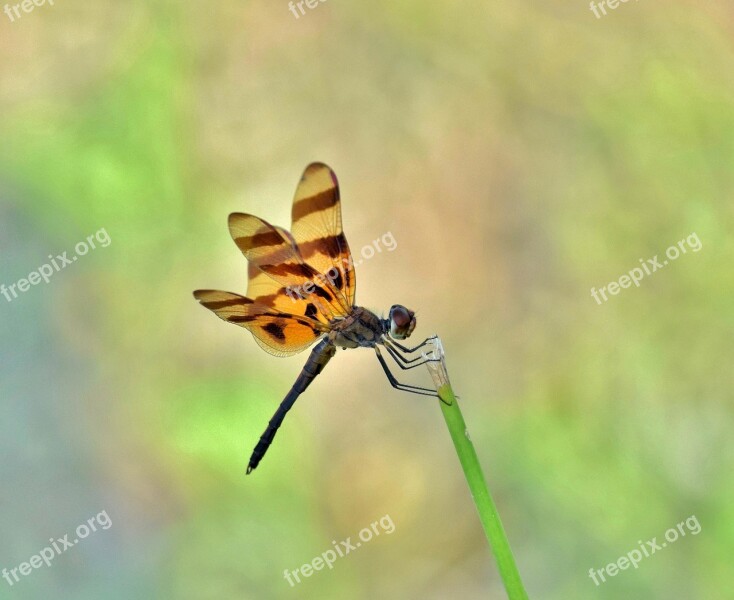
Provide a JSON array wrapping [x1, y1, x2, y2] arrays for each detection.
[[381, 342, 457, 404], [374, 347, 439, 398], [388, 335, 438, 354], [383, 340, 440, 370]]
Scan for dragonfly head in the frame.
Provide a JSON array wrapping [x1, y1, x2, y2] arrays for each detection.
[[388, 304, 416, 339]]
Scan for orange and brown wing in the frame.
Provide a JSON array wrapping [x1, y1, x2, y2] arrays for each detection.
[[244, 260, 330, 327], [192, 290, 329, 357], [290, 163, 356, 308], [228, 212, 350, 321]]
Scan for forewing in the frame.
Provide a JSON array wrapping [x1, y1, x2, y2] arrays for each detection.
[[244, 261, 331, 326], [193, 289, 327, 357], [228, 212, 349, 320], [290, 163, 356, 308]]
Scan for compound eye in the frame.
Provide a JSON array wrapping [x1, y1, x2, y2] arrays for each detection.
[[391, 306, 411, 328]]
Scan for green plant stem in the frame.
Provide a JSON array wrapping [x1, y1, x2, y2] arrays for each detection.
[[437, 382, 529, 600]]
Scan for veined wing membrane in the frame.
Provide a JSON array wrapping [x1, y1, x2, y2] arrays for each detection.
[[228, 212, 351, 321], [290, 163, 356, 309], [193, 289, 328, 357]]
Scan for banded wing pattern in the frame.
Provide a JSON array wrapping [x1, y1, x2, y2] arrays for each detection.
[[290, 162, 356, 308], [192, 289, 329, 357], [229, 212, 351, 322], [194, 162, 356, 357]]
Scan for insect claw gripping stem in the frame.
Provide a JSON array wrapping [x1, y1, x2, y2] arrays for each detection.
[[374, 347, 440, 398]]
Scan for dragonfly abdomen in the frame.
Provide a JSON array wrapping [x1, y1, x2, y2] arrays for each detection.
[[247, 338, 336, 474]]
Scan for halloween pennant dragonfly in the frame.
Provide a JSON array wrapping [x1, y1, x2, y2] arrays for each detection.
[[194, 163, 438, 474]]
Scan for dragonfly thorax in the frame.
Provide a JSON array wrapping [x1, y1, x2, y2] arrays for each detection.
[[327, 306, 387, 349], [326, 305, 416, 349]]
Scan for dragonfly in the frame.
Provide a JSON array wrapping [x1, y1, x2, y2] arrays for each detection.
[[194, 163, 439, 474]]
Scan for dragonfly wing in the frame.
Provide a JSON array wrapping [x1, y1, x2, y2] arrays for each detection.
[[228, 212, 349, 321], [290, 162, 356, 308], [193, 289, 328, 357]]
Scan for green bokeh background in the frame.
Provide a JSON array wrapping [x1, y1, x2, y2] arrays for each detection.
[[1, 1, 732, 598]]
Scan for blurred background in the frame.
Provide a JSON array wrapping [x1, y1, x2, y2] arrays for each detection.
[[1, 1, 733, 598]]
